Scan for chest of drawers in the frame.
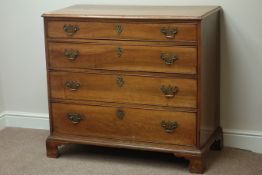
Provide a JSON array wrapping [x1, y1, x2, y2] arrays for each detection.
[[43, 5, 222, 174]]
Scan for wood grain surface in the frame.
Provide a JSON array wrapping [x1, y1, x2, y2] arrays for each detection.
[[48, 42, 197, 74], [47, 21, 197, 42], [49, 71, 197, 108], [51, 103, 196, 146], [42, 5, 220, 20]]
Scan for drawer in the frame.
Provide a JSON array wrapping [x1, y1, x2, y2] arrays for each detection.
[[47, 21, 197, 42], [48, 42, 197, 74], [49, 71, 197, 108], [51, 103, 196, 146]]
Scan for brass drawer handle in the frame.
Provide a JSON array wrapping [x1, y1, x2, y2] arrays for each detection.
[[116, 76, 124, 87], [64, 49, 79, 61], [161, 121, 178, 133], [65, 81, 80, 91], [63, 24, 80, 36], [115, 24, 123, 34], [160, 53, 177, 65], [160, 27, 178, 39], [67, 113, 83, 124], [116, 47, 124, 57], [160, 85, 178, 99], [116, 109, 125, 120]]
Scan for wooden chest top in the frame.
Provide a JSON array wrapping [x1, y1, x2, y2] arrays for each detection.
[[42, 5, 220, 20]]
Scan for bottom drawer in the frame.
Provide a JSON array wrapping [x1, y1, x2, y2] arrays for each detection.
[[51, 103, 196, 146]]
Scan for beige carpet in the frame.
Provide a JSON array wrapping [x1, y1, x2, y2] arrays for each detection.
[[0, 128, 261, 175]]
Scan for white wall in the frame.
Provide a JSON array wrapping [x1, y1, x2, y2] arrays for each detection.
[[0, 1, 5, 114], [0, 0, 262, 152], [0, 2, 4, 128], [0, 19, 4, 127], [0, 76, 4, 130], [0, 83, 3, 113], [0, 69, 4, 113]]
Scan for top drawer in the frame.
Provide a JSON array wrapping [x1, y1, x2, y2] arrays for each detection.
[[46, 21, 197, 42]]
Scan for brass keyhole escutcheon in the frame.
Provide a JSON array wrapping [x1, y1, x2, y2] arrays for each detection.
[[115, 24, 123, 34], [116, 109, 125, 120], [116, 47, 124, 57], [116, 76, 124, 87]]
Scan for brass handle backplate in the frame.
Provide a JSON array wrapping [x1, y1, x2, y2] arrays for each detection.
[[116, 109, 125, 120], [160, 27, 178, 39], [63, 24, 80, 36], [116, 76, 124, 87], [160, 85, 178, 99], [115, 24, 123, 34], [161, 121, 178, 133], [64, 49, 79, 61], [65, 81, 81, 91], [160, 53, 177, 65], [67, 113, 83, 124]]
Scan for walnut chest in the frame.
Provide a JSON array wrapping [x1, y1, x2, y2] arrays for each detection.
[[43, 5, 222, 174]]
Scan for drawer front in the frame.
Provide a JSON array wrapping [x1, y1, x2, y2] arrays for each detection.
[[49, 71, 197, 108], [51, 103, 196, 146], [47, 21, 197, 42], [48, 42, 197, 74]]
